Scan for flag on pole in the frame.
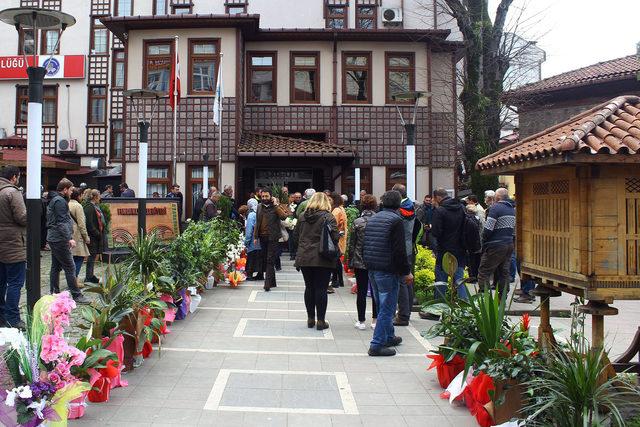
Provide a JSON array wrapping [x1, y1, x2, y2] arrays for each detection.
[[213, 64, 224, 125], [168, 50, 181, 110]]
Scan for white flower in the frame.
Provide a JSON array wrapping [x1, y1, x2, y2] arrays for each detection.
[[146, 282, 154, 292], [4, 390, 16, 407], [0, 327, 27, 350], [27, 398, 48, 419], [16, 386, 32, 399]]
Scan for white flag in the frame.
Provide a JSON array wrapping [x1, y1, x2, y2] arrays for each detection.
[[213, 64, 224, 125]]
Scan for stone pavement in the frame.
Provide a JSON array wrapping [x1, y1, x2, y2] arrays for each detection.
[[69, 257, 477, 427]]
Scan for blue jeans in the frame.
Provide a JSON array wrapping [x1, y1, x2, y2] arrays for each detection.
[[0, 261, 26, 325], [369, 270, 400, 350], [73, 256, 84, 277], [434, 251, 468, 300], [510, 252, 517, 282]]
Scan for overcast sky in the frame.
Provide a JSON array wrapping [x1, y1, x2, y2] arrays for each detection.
[[490, 0, 640, 78]]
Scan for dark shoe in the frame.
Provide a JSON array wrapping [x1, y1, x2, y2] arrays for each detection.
[[393, 317, 409, 327], [327, 286, 335, 294], [368, 347, 396, 357], [316, 320, 329, 331], [74, 295, 91, 305], [0, 320, 8, 328], [384, 336, 403, 347], [85, 276, 100, 284], [254, 274, 264, 280], [419, 312, 440, 321], [246, 275, 258, 281], [307, 318, 316, 328], [50, 287, 60, 295], [7, 320, 26, 330], [264, 286, 271, 292]]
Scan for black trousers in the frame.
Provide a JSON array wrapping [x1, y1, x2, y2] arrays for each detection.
[[301, 266, 332, 321], [331, 258, 344, 287], [49, 240, 81, 298], [260, 236, 278, 289], [468, 252, 481, 280], [355, 268, 377, 322], [478, 243, 514, 295]]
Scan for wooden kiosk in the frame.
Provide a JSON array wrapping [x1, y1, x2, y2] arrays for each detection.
[[477, 95, 640, 366]]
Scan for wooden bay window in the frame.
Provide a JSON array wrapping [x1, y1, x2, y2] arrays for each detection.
[[342, 52, 371, 104], [144, 40, 173, 93], [147, 166, 170, 198], [356, 0, 377, 29], [325, 1, 349, 28], [385, 52, 415, 103], [110, 119, 124, 160], [188, 39, 219, 95], [247, 51, 276, 103], [290, 52, 320, 104], [16, 86, 57, 125], [88, 86, 107, 124], [91, 18, 109, 55], [112, 49, 125, 88]]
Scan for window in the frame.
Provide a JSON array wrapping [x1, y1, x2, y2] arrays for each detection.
[[153, 0, 168, 14], [91, 18, 108, 54], [386, 52, 415, 103], [342, 166, 372, 196], [247, 52, 276, 103], [88, 86, 107, 124], [110, 119, 124, 160], [356, 1, 377, 29], [16, 86, 57, 125], [187, 165, 217, 218], [147, 166, 170, 198], [225, 1, 248, 14], [325, 1, 348, 28], [290, 52, 320, 104], [188, 39, 219, 95], [171, 4, 192, 14], [115, 0, 132, 16], [18, 29, 35, 55], [342, 52, 371, 103], [112, 49, 125, 88], [41, 30, 60, 54], [144, 41, 173, 93], [386, 167, 407, 188]]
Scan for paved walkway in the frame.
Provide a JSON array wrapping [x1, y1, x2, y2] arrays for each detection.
[[70, 257, 476, 426]]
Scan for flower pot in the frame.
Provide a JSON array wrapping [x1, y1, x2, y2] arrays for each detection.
[[118, 313, 139, 372], [68, 391, 88, 419], [175, 289, 188, 320], [491, 379, 524, 424], [102, 334, 128, 389], [88, 377, 111, 402], [427, 354, 466, 389]]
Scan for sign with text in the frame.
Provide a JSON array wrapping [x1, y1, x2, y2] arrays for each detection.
[[103, 199, 180, 250], [0, 55, 85, 80]]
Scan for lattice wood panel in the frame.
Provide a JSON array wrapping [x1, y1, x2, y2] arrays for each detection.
[[624, 185, 640, 275], [87, 126, 107, 156], [112, 34, 123, 50], [14, 126, 58, 155], [626, 178, 640, 193], [89, 56, 109, 85], [531, 187, 570, 272], [91, 0, 111, 15], [110, 89, 124, 119], [42, 0, 61, 10], [20, 0, 40, 7]]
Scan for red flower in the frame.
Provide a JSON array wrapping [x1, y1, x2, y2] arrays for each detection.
[[521, 313, 530, 332], [101, 359, 120, 379]]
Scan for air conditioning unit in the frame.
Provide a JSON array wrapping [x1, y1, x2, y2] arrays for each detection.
[[382, 7, 403, 23], [58, 138, 77, 153]]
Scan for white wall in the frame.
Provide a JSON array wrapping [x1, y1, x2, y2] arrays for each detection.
[[416, 166, 430, 200], [221, 162, 235, 189], [432, 168, 454, 193], [372, 166, 386, 197]]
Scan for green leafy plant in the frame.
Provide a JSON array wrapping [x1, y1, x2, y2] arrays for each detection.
[[70, 333, 119, 382], [414, 246, 436, 304], [127, 231, 167, 284]]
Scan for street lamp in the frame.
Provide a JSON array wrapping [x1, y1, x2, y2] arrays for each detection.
[[123, 89, 162, 237], [0, 7, 75, 310], [392, 91, 429, 201]]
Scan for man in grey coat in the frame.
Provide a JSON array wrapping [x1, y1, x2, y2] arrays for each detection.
[[0, 166, 27, 328], [46, 178, 89, 304]]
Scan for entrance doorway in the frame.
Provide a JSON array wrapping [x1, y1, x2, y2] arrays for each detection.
[[255, 169, 313, 195]]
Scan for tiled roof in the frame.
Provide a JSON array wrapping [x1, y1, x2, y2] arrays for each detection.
[[510, 55, 640, 97], [0, 148, 79, 170], [477, 95, 640, 171], [238, 132, 355, 158]]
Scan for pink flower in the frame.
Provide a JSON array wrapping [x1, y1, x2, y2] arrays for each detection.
[[48, 372, 61, 385], [40, 334, 67, 363], [67, 346, 86, 366]]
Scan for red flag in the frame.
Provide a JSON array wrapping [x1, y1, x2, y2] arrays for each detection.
[[168, 52, 181, 110]]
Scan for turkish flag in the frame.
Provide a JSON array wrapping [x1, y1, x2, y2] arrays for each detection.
[[168, 53, 180, 110]]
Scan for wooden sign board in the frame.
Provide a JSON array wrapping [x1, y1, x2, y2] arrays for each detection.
[[102, 199, 180, 250]]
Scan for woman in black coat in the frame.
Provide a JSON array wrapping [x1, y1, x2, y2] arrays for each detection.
[[294, 192, 340, 331], [83, 189, 105, 283]]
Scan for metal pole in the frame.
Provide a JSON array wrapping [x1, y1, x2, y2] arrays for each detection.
[[171, 35, 178, 185], [218, 104, 222, 188], [202, 153, 209, 199], [405, 123, 416, 201], [25, 65, 46, 310], [354, 155, 361, 201], [138, 120, 150, 237]]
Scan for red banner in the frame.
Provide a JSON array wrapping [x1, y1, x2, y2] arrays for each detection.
[[0, 55, 85, 80]]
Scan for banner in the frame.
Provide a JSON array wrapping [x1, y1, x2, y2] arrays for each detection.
[[0, 55, 85, 80], [102, 199, 180, 250]]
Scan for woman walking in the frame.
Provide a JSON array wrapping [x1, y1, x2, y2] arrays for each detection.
[[69, 188, 90, 288], [245, 199, 263, 281], [294, 192, 340, 330], [329, 192, 347, 292], [83, 190, 105, 283], [347, 194, 378, 330]]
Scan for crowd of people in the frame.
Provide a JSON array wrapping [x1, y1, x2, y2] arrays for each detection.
[[232, 183, 523, 357]]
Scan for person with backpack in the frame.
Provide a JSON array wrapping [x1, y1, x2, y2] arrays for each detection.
[[430, 188, 472, 300], [478, 187, 516, 296], [294, 192, 340, 331]]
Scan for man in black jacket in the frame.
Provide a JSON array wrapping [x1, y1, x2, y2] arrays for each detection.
[[430, 188, 468, 300], [254, 189, 290, 291], [363, 190, 412, 357], [46, 179, 89, 304]]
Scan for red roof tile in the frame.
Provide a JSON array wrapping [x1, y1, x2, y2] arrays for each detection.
[[477, 95, 640, 171], [0, 148, 79, 170], [510, 55, 640, 98], [239, 132, 355, 158]]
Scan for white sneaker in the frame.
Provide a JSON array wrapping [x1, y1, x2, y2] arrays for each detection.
[[354, 321, 366, 330], [371, 322, 376, 330]]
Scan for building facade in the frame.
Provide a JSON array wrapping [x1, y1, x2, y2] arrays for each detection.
[[0, 0, 462, 218]]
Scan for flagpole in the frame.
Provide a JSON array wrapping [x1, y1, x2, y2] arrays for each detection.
[[217, 53, 223, 188], [172, 35, 179, 186]]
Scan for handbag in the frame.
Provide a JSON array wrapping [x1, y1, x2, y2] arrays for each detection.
[[319, 217, 340, 260]]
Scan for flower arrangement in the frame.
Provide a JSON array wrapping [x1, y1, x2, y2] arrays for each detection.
[[283, 216, 297, 230]]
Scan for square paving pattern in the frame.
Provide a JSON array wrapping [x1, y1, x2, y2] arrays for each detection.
[[234, 318, 334, 339], [249, 290, 305, 303], [204, 369, 357, 415]]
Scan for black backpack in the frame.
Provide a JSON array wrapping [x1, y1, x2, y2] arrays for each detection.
[[319, 217, 340, 260], [460, 211, 481, 253]]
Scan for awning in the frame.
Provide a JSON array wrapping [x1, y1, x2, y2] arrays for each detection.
[[0, 149, 79, 170], [66, 167, 95, 175], [239, 132, 355, 158]]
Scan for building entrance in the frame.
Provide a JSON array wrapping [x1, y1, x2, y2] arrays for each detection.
[[255, 168, 313, 195]]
